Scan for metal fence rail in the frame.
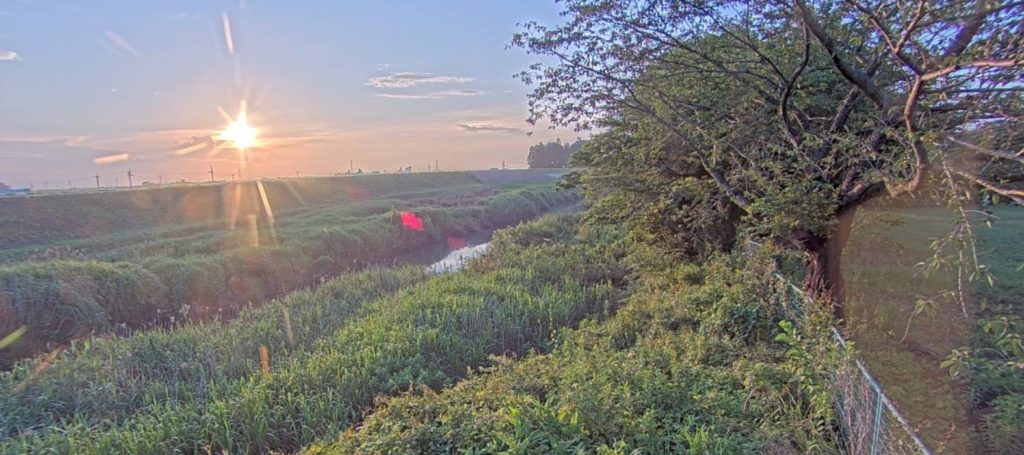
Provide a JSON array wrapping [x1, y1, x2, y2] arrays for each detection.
[[776, 275, 933, 455]]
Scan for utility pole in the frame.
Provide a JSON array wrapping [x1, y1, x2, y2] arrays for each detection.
[[350, 159, 354, 173], [435, 160, 439, 171], [209, 165, 215, 182], [127, 169, 133, 188], [95, 175, 101, 188], [158, 174, 163, 185]]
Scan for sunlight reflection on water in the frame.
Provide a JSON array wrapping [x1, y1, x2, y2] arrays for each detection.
[[428, 242, 490, 273]]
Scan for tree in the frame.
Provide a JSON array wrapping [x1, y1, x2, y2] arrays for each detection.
[[527, 139, 585, 168], [514, 0, 1023, 316]]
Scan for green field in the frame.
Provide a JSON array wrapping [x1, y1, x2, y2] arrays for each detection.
[[0, 214, 623, 453], [0, 171, 578, 366], [843, 205, 1024, 453], [6, 171, 1016, 454], [1, 213, 843, 454], [303, 217, 841, 454]]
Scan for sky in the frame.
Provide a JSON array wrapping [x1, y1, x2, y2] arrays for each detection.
[[0, 0, 573, 188]]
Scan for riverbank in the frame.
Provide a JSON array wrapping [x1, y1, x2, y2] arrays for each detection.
[[1, 179, 577, 367]]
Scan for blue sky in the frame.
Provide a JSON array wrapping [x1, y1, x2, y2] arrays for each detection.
[[0, 0, 571, 187]]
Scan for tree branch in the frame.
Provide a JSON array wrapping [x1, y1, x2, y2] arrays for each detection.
[[794, 0, 890, 108], [952, 168, 1024, 204]]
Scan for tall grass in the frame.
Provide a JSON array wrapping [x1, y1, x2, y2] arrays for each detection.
[[0, 213, 621, 454], [0, 267, 429, 437], [0, 172, 483, 250], [306, 242, 841, 454], [0, 183, 577, 365]]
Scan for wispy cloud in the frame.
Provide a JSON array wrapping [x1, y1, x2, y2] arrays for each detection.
[[367, 72, 474, 88], [377, 89, 485, 100], [435, 89, 486, 97], [0, 49, 19, 61], [174, 136, 216, 156], [456, 123, 527, 135], [375, 93, 439, 100], [94, 153, 130, 164], [103, 30, 141, 57]]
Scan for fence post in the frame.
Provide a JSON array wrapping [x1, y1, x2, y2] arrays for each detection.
[[871, 388, 883, 455]]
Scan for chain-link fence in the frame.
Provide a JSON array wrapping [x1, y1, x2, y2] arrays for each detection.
[[775, 276, 933, 455]]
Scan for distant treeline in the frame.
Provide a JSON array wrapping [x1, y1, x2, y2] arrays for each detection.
[[527, 139, 584, 169]]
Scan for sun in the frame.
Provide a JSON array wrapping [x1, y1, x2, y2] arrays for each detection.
[[217, 102, 261, 150]]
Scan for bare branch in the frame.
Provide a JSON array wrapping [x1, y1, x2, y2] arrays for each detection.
[[947, 137, 1024, 165], [921, 59, 1022, 81]]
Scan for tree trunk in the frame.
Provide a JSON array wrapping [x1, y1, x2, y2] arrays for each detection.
[[799, 206, 856, 320]]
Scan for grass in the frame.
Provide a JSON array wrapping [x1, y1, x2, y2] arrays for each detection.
[[0, 214, 624, 454], [0, 267, 429, 437], [0, 172, 484, 250], [0, 181, 577, 366], [304, 226, 841, 454], [8, 176, 999, 453], [842, 204, 1024, 453]]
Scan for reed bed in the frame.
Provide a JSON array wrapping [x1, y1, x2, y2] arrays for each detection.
[[0, 213, 622, 454], [1, 184, 576, 365]]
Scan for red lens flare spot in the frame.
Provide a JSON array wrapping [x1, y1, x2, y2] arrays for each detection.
[[400, 211, 424, 231]]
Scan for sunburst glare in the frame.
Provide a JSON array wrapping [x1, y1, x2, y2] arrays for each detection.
[[217, 101, 262, 150]]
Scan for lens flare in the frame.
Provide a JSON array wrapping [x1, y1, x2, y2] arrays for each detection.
[[399, 211, 424, 231], [217, 101, 262, 150]]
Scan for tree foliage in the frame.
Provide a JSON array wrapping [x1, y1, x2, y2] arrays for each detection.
[[514, 0, 1024, 304], [527, 139, 584, 168]]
